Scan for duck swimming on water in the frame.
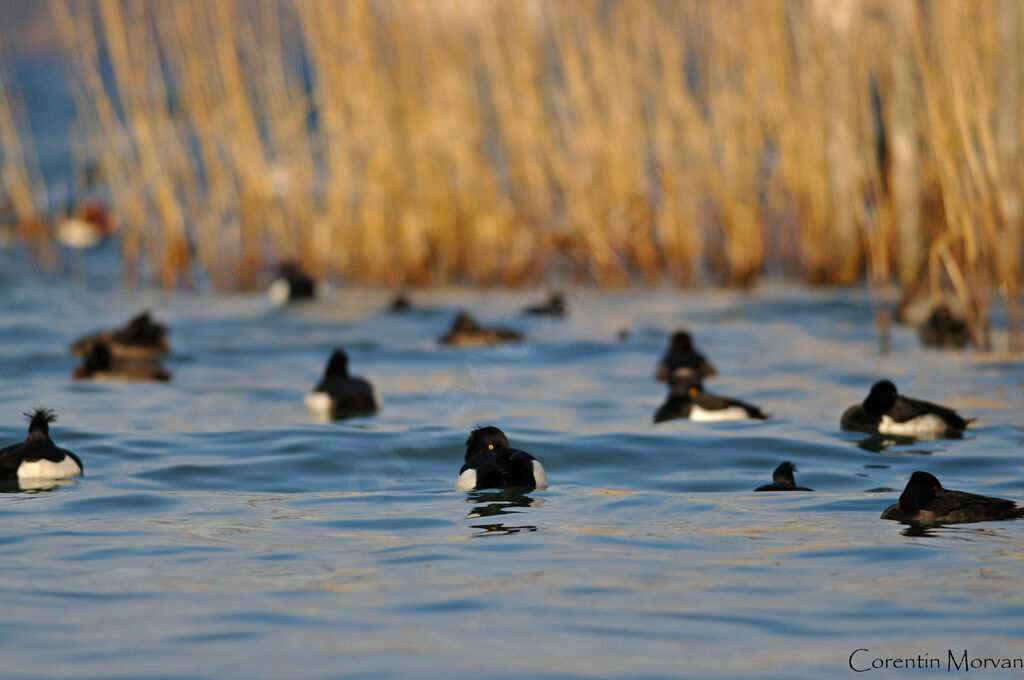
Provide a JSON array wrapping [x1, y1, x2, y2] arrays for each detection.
[[0, 408, 83, 481], [840, 380, 972, 436], [71, 310, 170, 360], [754, 461, 812, 492], [522, 292, 567, 317], [654, 369, 768, 423], [268, 263, 316, 304], [305, 349, 379, 420], [455, 426, 547, 492], [881, 471, 1024, 525], [439, 311, 523, 347]]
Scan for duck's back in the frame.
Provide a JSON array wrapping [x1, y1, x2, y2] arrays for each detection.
[[317, 375, 377, 415], [882, 489, 1023, 524]]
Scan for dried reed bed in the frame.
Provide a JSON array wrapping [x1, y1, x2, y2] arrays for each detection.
[[0, 0, 1021, 348]]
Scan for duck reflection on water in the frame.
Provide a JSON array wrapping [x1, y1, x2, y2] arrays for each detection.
[[464, 490, 541, 534], [854, 433, 938, 455]]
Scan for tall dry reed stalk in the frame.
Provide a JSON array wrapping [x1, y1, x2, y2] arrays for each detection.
[[0, 0, 1021, 349]]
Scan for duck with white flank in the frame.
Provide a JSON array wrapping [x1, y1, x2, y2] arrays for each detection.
[[268, 262, 316, 304], [654, 369, 768, 423], [0, 409, 83, 481], [754, 461, 812, 491], [305, 349, 379, 420], [455, 426, 547, 492], [881, 471, 1024, 525], [72, 342, 172, 382], [841, 380, 972, 436], [655, 329, 715, 381], [439, 310, 523, 347], [71, 310, 170, 360]]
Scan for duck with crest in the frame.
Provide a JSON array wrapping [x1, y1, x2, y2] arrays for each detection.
[[0, 408, 83, 480]]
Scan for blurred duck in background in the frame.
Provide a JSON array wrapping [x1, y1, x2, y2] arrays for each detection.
[[268, 262, 316, 304], [72, 342, 171, 382], [71, 310, 170, 360], [655, 329, 715, 381], [522, 292, 567, 317], [439, 310, 523, 347], [56, 201, 114, 250]]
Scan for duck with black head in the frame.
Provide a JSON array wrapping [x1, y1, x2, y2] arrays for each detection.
[[654, 369, 768, 423], [881, 471, 1024, 525], [754, 461, 812, 492], [841, 380, 972, 436], [655, 329, 715, 381], [305, 349, 379, 420], [268, 262, 316, 304], [455, 426, 547, 492], [0, 408, 83, 481]]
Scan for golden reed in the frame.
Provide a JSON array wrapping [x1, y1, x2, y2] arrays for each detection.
[[0, 0, 1020, 349]]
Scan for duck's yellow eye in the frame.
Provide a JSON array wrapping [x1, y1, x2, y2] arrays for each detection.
[[688, 386, 698, 396], [488, 444, 494, 450]]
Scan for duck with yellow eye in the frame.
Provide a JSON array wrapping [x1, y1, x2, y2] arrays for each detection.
[[454, 426, 547, 492], [653, 368, 769, 423]]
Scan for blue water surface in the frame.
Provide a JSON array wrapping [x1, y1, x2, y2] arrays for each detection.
[[1, 249, 1023, 679]]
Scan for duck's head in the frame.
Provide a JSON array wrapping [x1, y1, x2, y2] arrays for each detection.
[[324, 350, 349, 378], [124, 311, 164, 341], [898, 471, 942, 510], [24, 407, 57, 440], [772, 461, 797, 485], [452, 310, 479, 333], [669, 330, 694, 352], [465, 426, 510, 459], [863, 380, 898, 414]]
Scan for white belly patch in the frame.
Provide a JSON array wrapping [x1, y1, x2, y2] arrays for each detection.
[[454, 468, 477, 492], [878, 414, 948, 435], [532, 460, 548, 490], [689, 405, 751, 422], [304, 391, 333, 415], [18, 456, 82, 480]]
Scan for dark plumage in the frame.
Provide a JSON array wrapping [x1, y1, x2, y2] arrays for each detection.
[[70, 310, 170, 360], [840, 380, 971, 436], [754, 461, 812, 492], [919, 304, 970, 348], [268, 262, 316, 303], [655, 330, 715, 381], [388, 293, 412, 312], [654, 369, 768, 423], [72, 342, 172, 382], [0, 408, 83, 480], [522, 292, 567, 317], [455, 426, 547, 492], [305, 349, 378, 419], [881, 471, 1024, 525], [439, 310, 523, 347]]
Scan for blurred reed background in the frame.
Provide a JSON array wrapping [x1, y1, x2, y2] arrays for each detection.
[[0, 0, 1022, 349]]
